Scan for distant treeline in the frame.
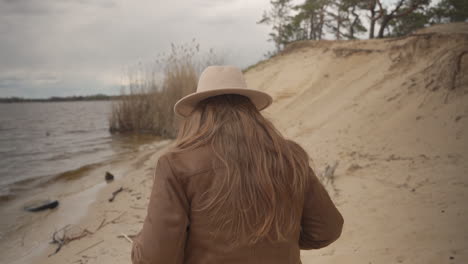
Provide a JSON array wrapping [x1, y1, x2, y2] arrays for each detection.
[[0, 94, 122, 103], [259, 0, 468, 56]]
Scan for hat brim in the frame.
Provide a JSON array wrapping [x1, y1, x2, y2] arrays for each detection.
[[174, 88, 273, 118]]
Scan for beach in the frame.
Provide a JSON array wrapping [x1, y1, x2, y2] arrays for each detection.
[[0, 137, 172, 264], [1, 22, 467, 264]]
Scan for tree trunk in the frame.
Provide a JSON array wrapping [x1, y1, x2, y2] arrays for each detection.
[[376, 0, 421, 38], [336, 18, 341, 40], [377, 15, 391, 38], [369, 8, 375, 38], [349, 6, 358, 39], [318, 8, 325, 40], [309, 13, 315, 40]]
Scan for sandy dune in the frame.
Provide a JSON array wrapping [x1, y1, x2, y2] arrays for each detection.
[[244, 22, 468, 263], [13, 22, 468, 264]]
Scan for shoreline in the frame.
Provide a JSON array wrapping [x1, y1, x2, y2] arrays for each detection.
[[0, 133, 162, 203], [0, 139, 172, 264]]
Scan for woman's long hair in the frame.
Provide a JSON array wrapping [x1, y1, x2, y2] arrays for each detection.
[[171, 94, 311, 245]]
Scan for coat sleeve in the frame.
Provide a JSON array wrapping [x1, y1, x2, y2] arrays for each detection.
[[131, 155, 190, 264], [299, 166, 344, 250]]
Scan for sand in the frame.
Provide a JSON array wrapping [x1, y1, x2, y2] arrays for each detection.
[[3, 22, 468, 264], [0, 139, 172, 264], [244, 22, 468, 263]]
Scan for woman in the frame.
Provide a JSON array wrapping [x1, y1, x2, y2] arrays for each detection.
[[131, 65, 344, 264]]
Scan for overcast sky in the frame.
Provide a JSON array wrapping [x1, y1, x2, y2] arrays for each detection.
[[0, 0, 275, 98]]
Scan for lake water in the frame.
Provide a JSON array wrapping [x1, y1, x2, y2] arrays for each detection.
[[0, 101, 156, 200]]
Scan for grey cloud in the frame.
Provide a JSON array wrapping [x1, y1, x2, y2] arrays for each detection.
[[0, 72, 61, 88], [0, 0, 273, 98], [0, 0, 117, 16], [0, 76, 25, 88], [76, 0, 118, 8], [0, 0, 58, 16]]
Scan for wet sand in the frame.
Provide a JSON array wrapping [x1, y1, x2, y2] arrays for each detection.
[[0, 140, 171, 264]]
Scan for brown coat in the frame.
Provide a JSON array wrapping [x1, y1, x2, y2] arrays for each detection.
[[131, 145, 344, 264]]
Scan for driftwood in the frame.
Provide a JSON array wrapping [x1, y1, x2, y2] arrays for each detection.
[[321, 160, 339, 184], [49, 225, 69, 256], [108, 187, 124, 202], [319, 160, 340, 195], [24, 200, 59, 212], [97, 212, 127, 230], [75, 240, 104, 256], [117, 232, 137, 243], [119, 233, 133, 243], [49, 212, 127, 257], [49, 225, 94, 257]]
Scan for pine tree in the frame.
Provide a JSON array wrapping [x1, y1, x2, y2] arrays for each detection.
[[258, 0, 294, 55], [429, 0, 468, 23], [376, 0, 431, 38]]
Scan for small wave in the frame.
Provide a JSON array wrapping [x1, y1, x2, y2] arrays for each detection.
[[0, 193, 15, 203], [0, 183, 26, 204], [0, 126, 15, 132], [78, 136, 112, 146], [1, 149, 45, 157], [2, 175, 42, 188], [0, 161, 107, 203], [43, 147, 109, 162], [66, 129, 91, 134], [43, 162, 104, 183], [0, 175, 47, 199], [0, 148, 19, 154]]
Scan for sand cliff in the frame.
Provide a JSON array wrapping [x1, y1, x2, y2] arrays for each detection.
[[244, 22, 468, 263]]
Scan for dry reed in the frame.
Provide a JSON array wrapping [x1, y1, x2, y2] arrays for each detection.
[[109, 40, 222, 138]]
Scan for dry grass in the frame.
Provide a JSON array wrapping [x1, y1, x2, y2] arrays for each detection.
[[109, 40, 222, 138]]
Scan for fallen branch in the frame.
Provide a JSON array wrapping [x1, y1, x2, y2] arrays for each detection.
[[75, 240, 104, 256], [117, 233, 137, 243], [321, 160, 339, 185], [96, 211, 127, 231], [96, 217, 106, 231], [109, 211, 126, 224], [49, 225, 94, 257], [48, 226, 68, 257], [48, 212, 127, 257], [119, 232, 133, 243], [108, 187, 124, 202], [320, 160, 340, 195]]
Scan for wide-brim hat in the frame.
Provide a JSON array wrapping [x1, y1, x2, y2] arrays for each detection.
[[173, 65, 273, 117]]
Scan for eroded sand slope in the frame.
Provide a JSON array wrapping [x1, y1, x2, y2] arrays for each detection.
[[244, 22, 468, 263]]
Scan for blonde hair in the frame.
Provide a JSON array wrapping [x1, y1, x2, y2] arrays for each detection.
[[171, 94, 311, 245]]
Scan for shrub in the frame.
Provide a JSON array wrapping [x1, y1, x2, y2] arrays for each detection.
[[109, 40, 222, 138]]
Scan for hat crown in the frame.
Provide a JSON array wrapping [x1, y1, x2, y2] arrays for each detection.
[[197, 65, 247, 92], [173, 64, 272, 117]]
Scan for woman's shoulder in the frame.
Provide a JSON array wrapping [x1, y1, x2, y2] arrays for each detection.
[[160, 144, 223, 178]]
